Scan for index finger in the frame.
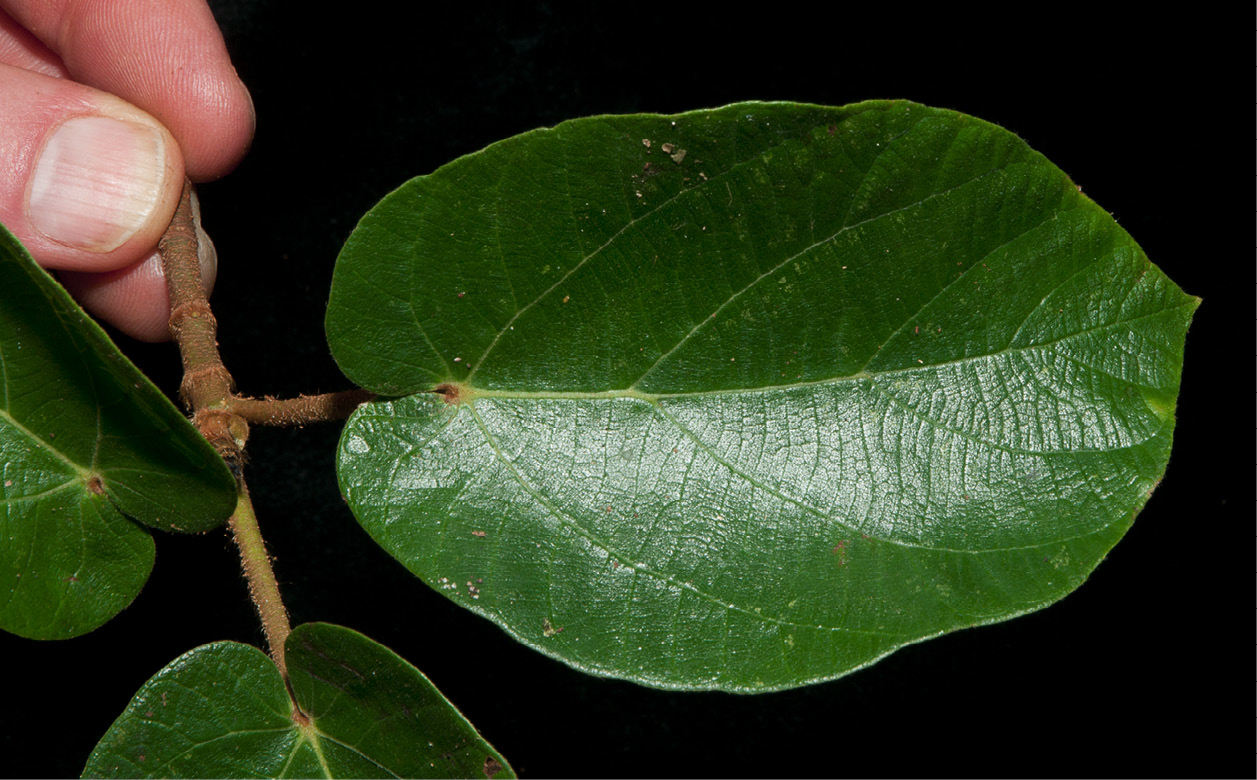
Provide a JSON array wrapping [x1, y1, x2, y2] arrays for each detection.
[[2, 0, 254, 181]]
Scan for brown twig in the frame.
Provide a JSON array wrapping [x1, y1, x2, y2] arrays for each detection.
[[161, 181, 374, 685], [160, 180, 291, 677], [161, 184, 245, 465]]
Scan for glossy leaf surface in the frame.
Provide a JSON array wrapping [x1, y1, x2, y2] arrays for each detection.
[[0, 226, 236, 639], [327, 101, 1198, 690], [84, 622, 513, 779]]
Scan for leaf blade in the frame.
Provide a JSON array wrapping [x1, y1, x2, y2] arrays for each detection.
[[0, 225, 237, 639], [328, 101, 1197, 690], [84, 623, 514, 779]]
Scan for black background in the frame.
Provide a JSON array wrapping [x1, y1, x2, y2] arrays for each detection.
[[1, 4, 1244, 779]]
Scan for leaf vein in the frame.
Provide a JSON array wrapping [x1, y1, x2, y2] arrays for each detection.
[[466, 402, 904, 638], [633, 163, 1007, 389], [466, 123, 835, 381]]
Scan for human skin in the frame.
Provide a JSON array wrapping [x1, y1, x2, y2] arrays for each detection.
[[0, 0, 253, 341]]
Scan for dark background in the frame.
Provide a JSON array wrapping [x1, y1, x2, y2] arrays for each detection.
[[2, 4, 1243, 778]]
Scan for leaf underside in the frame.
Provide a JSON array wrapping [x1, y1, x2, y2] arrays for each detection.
[[326, 101, 1197, 691], [0, 226, 236, 640], [83, 622, 514, 779]]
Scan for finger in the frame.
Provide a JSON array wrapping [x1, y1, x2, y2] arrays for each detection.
[[0, 8, 66, 76], [1, 0, 254, 181], [0, 64, 184, 272], [58, 190, 217, 342]]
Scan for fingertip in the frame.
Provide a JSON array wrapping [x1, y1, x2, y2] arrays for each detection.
[[123, 36, 254, 182], [0, 66, 187, 273], [181, 73, 255, 182], [8, 0, 256, 180], [28, 105, 185, 269]]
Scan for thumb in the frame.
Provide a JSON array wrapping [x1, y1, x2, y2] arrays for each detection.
[[0, 63, 184, 273]]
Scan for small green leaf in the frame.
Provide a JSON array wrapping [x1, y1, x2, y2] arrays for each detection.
[[84, 622, 514, 779], [0, 225, 236, 639], [326, 101, 1198, 690]]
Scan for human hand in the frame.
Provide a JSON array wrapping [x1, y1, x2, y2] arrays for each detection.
[[0, 0, 253, 341]]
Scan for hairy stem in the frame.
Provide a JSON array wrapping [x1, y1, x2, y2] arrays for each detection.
[[161, 180, 368, 684], [160, 186, 231, 406], [228, 485, 292, 677], [231, 389, 376, 426], [160, 180, 287, 676], [161, 182, 245, 469]]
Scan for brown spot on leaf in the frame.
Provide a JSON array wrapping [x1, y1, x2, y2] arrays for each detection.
[[86, 475, 104, 495], [433, 383, 465, 405], [472, 530, 486, 537], [483, 756, 504, 778], [290, 706, 311, 727]]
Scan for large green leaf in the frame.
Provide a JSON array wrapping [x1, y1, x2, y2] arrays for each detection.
[[84, 622, 514, 779], [0, 225, 236, 639], [326, 101, 1198, 691]]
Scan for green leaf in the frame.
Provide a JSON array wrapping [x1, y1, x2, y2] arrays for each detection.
[[84, 622, 514, 779], [0, 225, 236, 639], [326, 101, 1198, 691]]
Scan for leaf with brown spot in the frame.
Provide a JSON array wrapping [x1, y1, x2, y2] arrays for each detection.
[[84, 622, 514, 779], [484, 756, 505, 777], [328, 101, 1197, 691], [0, 225, 236, 640]]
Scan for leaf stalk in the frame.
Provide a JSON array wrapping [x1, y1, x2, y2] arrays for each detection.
[[230, 389, 376, 426], [227, 484, 293, 678]]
